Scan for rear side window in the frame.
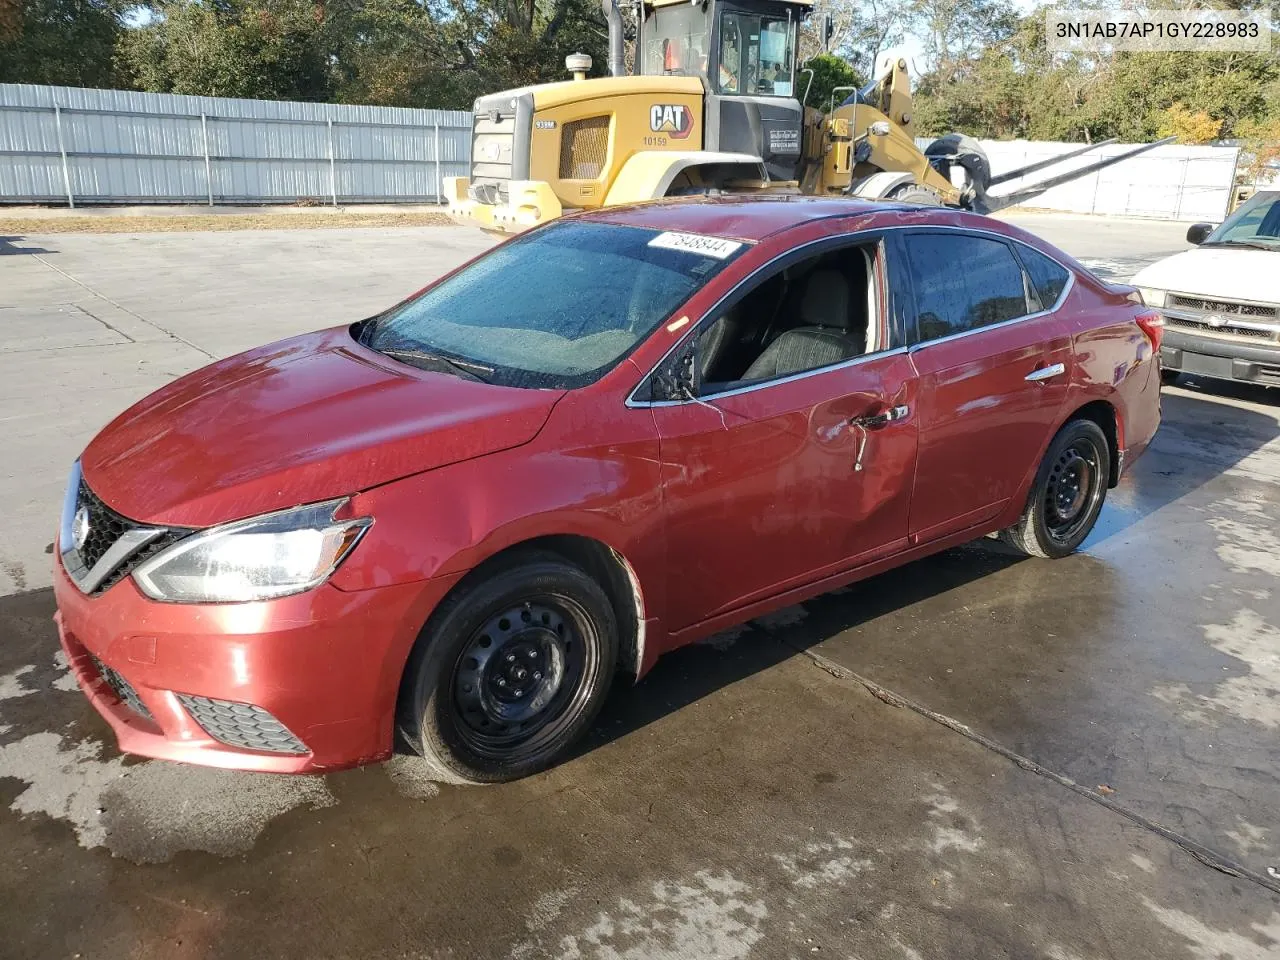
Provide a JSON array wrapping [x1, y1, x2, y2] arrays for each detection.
[[904, 233, 1029, 343], [1018, 245, 1071, 310]]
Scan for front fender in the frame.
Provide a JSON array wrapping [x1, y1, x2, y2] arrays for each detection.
[[604, 151, 766, 204], [328, 389, 665, 604]]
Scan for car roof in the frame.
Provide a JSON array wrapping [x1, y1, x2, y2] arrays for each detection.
[[579, 195, 999, 244]]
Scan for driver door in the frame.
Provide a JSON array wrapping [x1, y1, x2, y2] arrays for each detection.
[[646, 234, 920, 634]]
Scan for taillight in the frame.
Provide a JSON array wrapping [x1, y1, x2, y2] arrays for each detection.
[[1136, 310, 1165, 353]]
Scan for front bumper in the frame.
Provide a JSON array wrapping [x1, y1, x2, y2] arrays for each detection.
[[443, 176, 564, 234], [1162, 328, 1280, 386], [52, 556, 460, 773]]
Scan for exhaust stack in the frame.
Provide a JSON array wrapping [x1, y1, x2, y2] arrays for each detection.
[[601, 0, 625, 77]]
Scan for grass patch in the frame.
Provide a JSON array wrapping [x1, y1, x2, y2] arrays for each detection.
[[0, 211, 453, 235]]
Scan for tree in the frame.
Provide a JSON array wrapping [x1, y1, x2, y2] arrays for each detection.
[[1156, 103, 1222, 144], [0, 0, 124, 87], [117, 0, 333, 101], [800, 0, 908, 81], [800, 51, 857, 110]]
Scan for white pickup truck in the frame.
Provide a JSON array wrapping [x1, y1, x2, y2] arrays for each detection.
[[1132, 190, 1280, 388]]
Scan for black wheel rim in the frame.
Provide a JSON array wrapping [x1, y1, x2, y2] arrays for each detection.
[[1043, 437, 1104, 544], [450, 597, 595, 762]]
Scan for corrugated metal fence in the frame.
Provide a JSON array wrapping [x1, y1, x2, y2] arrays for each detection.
[[918, 137, 1242, 221], [0, 83, 471, 206]]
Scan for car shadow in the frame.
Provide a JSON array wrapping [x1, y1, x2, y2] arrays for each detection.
[[1071, 379, 1280, 546], [582, 541, 1029, 758], [0, 236, 56, 256]]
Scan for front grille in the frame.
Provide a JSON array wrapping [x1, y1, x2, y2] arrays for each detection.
[[471, 104, 516, 205], [468, 180, 509, 205], [1257, 365, 1280, 385], [559, 116, 610, 180], [91, 656, 152, 720], [178, 694, 308, 755], [1168, 294, 1278, 319], [65, 480, 189, 595], [76, 481, 127, 572], [1166, 316, 1279, 341]]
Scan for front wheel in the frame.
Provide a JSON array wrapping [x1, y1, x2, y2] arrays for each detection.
[[887, 183, 943, 206], [399, 553, 617, 784], [1000, 419, 1110, 559]]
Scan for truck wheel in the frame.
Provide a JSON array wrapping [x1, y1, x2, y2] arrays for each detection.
[[399, 552, 618, 784], [1000, 419, 1110, 559], [888, 183, 942, 206]]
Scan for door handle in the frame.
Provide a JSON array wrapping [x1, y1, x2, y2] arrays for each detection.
[[1025, 362, 1066, 383], [851, 404, 909, 428]]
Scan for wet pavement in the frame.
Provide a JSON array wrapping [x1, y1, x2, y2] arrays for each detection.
[[1, 214, 1278, 959]]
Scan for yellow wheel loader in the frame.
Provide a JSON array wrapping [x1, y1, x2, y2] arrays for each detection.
[[445, 0, 1170, 232]]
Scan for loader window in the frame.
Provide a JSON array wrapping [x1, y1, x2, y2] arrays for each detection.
[[643, 5, 709, 78], [717, 11, 795, 96]]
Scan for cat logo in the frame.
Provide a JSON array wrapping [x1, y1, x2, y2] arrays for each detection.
[[649, 104, 694, 139]]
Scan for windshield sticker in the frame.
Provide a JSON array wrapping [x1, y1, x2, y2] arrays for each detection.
[[648, 232, 744, 259]]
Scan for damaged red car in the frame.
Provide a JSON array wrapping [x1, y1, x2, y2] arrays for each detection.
[[53, 197, 1162, 782]]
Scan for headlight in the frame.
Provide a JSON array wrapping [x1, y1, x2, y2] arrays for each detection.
[[132, 499, 371, 603], [1137, 287, 1166, 308]]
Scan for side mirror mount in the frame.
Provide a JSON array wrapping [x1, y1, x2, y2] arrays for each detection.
[[651, 342, 699, 401], [1186, 223, 1215, 245]]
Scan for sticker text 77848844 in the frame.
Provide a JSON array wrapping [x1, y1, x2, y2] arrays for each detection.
[[647, 232, 744, 259]]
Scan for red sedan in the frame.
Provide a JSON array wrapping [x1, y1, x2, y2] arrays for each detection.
[[53, 198, 1162, 782]]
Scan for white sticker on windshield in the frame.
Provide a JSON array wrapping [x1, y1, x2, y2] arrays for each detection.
[[648, 231, 744, 259]]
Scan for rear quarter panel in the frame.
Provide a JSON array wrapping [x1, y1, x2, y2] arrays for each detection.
[[1059, 275, 1162, 469], [989, 268, 1161, 532]]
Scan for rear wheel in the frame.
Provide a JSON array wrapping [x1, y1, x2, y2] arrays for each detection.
[[1000, 419, 1110, 559], [399, 553, 617, 784]]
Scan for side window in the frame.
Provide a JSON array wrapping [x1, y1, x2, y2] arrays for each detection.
[[693, 242, 881, 393], [1017, 245, 1070, 311], [716, 12, 794, 96], [904, 233, 1030, 343]]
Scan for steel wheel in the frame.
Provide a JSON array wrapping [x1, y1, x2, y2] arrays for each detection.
[[399, 552, 618, 784], [1042, 437, 1105, 545], [1000, 417, 1111, 560], [451, 598, 595, 761]]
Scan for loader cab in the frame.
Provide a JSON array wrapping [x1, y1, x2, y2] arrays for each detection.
[[639, 0, 808, 181]]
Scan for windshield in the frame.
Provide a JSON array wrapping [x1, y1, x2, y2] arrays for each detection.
[[717, 11, 795, 96], [642, 5, 710, 77], [1206, 191, 1280, 248], [361, 221, 744, 389]]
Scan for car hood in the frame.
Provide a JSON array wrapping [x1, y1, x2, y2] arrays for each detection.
[[81, 328, 565, 527], [1131, 248, 1280, 304]]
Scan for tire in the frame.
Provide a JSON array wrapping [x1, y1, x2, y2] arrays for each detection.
[[399, 552, 618, 784], [924, 133, 991, 194], [1000, 419, 1111, 559], [887, 183, 943, 206]]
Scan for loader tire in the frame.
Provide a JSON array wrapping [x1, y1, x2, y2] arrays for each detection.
[[887, 183, 942, 206]]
